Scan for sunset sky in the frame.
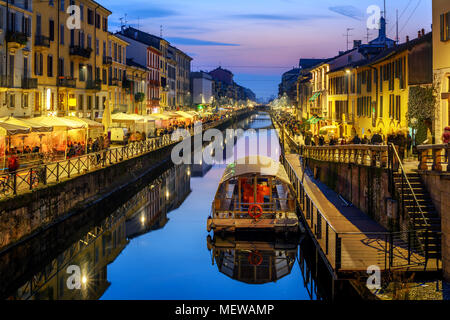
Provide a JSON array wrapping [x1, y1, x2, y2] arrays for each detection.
[[102, 0, 432, 101]]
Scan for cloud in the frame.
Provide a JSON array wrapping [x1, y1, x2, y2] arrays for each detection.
[[107, 3, 178, 19], [168, 26, 212, 34], [230, 13, 331, 21], [166, 37, 239, 46], [328, 6, 364, 21]]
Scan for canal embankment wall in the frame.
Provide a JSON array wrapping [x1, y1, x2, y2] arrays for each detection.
[[0, 111, 253, 252], [419, 171, 450, 281]]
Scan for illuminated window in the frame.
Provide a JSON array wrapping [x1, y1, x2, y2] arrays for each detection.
[[440, 12, 450, 42]]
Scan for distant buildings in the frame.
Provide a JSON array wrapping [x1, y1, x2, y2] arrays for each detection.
[[190, 72, 213, 105], [287, 14, 436, 143], [200, 66, 256, 107], [116, 26, 192, 112]]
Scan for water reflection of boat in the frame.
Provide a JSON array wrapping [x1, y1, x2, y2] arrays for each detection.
[[3, 164, 192, 300], [207, 156, 299, 233], [207, 234, 298, 284]]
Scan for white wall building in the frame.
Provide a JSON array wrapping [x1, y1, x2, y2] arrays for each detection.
[[191, 72, 213, 105]]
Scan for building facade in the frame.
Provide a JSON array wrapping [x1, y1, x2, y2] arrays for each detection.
[[107, 33, 129, 113], [31, 0, 112, 120], [0, 0, 35, 118], [433, 0, 450, 142], [190, 71, 213, 105]]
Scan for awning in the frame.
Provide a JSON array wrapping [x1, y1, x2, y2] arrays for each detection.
[[0, 116, 53, 133], [308, 92, 322, 102], [219, 156, 291, 186], [30, 116, 87, 130], [175, 111, 194, 119], [64, 116, 103, 128], [319, 125, 338, 132], [111, 113, 145, 122], [306, 116, 325, 124], [150, 113, 172, 120], [164, 112, 183, 118], [0, 122, 31, 136]]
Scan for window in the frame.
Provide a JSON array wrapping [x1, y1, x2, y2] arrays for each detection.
[[79, 64, 85, 81], [96, 39, 99, 55], [87, 35, 92, 49], [70, 61, 74, 78], [78, 94, 84, 110], [440, 12, 450, 42], [87, 8, 93, 25], [60, 0, 65, 11], [47, 55, 53, 77], [58, 58, 64, 77], [87, 95, 92, 110], [95, 13, 100, 29], [395, 95, 401, 121], [60, 24, 64, 44], [49, 19, 54, 41], [80, 4, 84, 21], [49, 0, 54, 6], [22, 93, 29, 108], [389, 94, 395, 119], [379, 96, 383, 118], [102, 17, 107, 32]]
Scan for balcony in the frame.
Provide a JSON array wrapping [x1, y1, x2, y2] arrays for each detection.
[[122, 78, 132, 90], [22, 78, 38, 89], [6, 31, 29, 50], [149, 79, 160, 87], [34, 35, 50, 51], [58, 76, 77, 88], [103, 56, 113, 65], [109, 78, 120, 87], [69, 46, 92, 60], [86, 79, 102, 91], [0, 75, 13, 88]]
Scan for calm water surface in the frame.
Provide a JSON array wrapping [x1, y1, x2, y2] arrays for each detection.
[[3, 113, 352, 300]]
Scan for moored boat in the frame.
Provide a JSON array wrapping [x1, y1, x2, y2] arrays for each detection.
[[207, 156, 299, 233]]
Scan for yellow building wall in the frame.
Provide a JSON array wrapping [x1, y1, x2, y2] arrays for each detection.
[[432, 0, 450, 142], [33, 0, 111, 119]]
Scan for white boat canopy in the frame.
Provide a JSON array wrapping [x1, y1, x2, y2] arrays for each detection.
[[219, 156, 291, 186]]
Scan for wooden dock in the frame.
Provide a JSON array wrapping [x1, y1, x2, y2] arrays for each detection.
[[283, 154, 438, 277]]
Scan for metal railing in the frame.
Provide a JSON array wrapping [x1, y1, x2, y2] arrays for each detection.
[[0, 113, 244, 199], [281, 152, 430, 272], [417, 144, 449, 172]]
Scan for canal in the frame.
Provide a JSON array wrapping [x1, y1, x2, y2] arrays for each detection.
[[0, 112, 360, 301]]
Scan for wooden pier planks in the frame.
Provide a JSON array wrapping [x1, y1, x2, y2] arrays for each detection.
[[285, 153, 430, 273]]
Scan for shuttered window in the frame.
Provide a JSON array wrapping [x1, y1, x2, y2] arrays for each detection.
[[441, 12, 450, 42]]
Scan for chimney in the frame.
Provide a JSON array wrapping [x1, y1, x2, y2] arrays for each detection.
[[421, 28, 425, 37], [353, 40, 362, 48], [418, 30, 422, 38], [406, 35, 409, 43]]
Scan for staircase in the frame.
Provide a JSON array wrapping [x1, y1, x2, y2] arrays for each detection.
[[393, 172, 442, 262]]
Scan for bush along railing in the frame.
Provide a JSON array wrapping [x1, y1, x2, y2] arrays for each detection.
[[0, 112, 248, 199], [281, 150, 436, 273], [417, 144, 449, 172]]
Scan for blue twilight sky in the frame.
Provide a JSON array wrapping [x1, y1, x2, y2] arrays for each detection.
[[101, 0, 432, 101]]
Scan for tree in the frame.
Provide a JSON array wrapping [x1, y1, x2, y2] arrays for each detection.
[[406, 86, 436, 145]]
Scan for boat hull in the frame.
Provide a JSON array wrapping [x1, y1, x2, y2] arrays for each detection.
[[207, 214, 299, 233]]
